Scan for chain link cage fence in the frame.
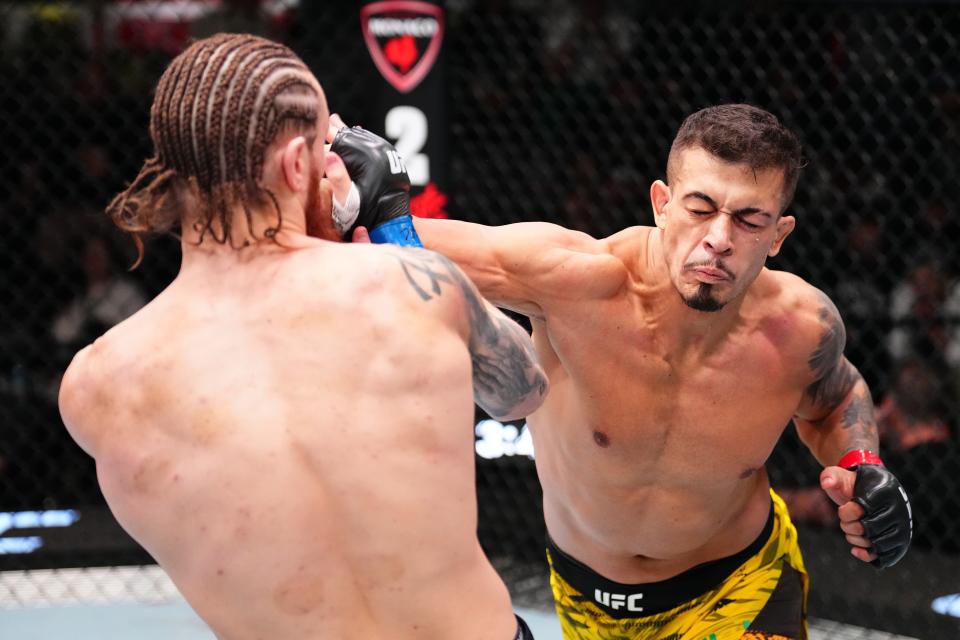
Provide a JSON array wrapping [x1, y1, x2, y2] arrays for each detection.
[[0, 1, 958, 638]]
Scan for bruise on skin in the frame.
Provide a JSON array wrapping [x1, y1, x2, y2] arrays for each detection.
[[233, 506, 253, 541], [273, 570, 326, 616], [131, 455, 172, 493]]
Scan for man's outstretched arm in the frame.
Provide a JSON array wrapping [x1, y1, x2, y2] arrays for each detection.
[[413, 216, 601, 316], [326, 113, 612, 317]]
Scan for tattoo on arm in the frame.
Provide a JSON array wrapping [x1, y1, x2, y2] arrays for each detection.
[[802, 291, 879, 452], [841, 385, 879, 452], [390, 249, 547, 418], [804, 294, 857, 409]]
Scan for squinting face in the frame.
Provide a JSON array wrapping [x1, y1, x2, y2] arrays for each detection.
[[654, 147, 795, 312]]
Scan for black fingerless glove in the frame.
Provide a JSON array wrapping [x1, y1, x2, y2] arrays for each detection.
[[842, 451, 913, 569], [330, 126, 422, 246]]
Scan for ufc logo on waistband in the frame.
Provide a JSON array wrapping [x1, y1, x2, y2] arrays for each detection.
[[595, 589, 644, 612], [387, 150, 407, 175]]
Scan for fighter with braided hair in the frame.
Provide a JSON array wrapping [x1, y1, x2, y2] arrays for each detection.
[[60, 33, 545, 640]]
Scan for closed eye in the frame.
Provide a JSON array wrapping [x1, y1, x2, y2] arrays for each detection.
[[737, 218, 762, 230]]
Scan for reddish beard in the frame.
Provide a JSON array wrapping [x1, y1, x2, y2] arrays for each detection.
[[304, 162, 341, 241]]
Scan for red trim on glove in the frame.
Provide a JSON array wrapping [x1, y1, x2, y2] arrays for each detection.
[[838, 449, 884, 469]]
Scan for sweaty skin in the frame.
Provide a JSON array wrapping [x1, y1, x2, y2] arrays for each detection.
[[59, 98, 546, 638], [412, 146, 879, 583]]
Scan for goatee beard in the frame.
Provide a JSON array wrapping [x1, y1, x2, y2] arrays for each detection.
[[681, 284, 723, 312]]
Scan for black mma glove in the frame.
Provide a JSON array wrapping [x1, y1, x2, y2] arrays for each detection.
[[840, 450, 913, 568], [330, 126, 422, 246]]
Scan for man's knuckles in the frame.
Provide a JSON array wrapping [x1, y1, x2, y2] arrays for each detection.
[[845, 533, 871, 548], [837, 501, 865, 521], [840, 519, 865, 536]]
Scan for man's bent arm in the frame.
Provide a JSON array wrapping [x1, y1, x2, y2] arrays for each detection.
[[390, 247, 548, 421], [793, 292, 879, 465], [792, 291, 913, 570], [467, 294, 550, 421]]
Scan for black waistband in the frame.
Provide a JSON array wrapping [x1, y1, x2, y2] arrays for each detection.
[[514, 613, 534, 640], [547, 500, 774, 619]]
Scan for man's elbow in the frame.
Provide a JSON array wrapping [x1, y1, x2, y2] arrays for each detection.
[[487, 370, 549, 422]]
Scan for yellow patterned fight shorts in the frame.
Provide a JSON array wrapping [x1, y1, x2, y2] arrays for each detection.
[[547, 490, 808, 640]]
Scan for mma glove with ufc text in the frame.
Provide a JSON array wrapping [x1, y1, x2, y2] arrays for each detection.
[[838, 450, 913, 568], [330, 125, 423, 247]]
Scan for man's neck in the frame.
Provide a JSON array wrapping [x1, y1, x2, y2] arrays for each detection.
[[180, 202, 313, 248], [178, 207, 324, 273]]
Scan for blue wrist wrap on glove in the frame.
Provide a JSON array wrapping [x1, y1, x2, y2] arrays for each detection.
[[369, 216, 423, 248]]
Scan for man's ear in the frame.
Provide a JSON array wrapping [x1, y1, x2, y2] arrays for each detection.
[[650, 180, 671, 229], [769, 214, 796, 257], [280, 135, 309, 193]]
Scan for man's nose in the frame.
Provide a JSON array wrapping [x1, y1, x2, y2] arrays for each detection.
[[704, 214, 734, 257]]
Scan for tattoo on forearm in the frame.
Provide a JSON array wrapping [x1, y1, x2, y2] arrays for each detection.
[[841, 386, 879, 451], [390, 249, 546, 417], [804, 294, 857, 409]]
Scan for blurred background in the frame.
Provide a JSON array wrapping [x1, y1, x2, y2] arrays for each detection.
[[0, 1, 957, 638]]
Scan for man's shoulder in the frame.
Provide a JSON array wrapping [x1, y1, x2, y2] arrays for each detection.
[[281, 244, 398, 294], [58, 337, 117, 455], [756, 269, 839, 348], [285, 244, 470, 325], [601, 225, 652, 256], [288, 243, 454, 291]]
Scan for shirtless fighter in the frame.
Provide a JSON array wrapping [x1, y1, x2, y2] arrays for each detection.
[[331, 105, 912, 639], [57, 34, 547, 640]]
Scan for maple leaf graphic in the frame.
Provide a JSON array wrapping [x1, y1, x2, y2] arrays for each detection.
[[410, 182, 449, 219]]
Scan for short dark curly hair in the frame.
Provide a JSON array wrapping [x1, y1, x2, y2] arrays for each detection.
[[667, 104, 804, 213]]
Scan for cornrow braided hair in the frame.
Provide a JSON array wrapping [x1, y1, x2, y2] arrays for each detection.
[[106, 33, 321, 266]]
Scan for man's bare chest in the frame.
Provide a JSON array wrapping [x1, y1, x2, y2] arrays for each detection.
[[536, 312, 804, 469]]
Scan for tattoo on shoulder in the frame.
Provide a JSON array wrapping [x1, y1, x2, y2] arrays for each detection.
[[804, 292, 857, 409], [387, 248, 546, 417], [388, 249, 456, 301]]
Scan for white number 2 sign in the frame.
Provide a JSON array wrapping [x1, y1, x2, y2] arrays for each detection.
[[385, 106, 429, 186]]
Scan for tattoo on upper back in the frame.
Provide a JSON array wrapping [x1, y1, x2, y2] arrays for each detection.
[[804, 294, 857, 410], [392, 250, 455, 301], [389, 249, 546, 417]]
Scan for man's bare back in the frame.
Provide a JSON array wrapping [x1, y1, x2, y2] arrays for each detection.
[[60, 244, 523, 640], [59, 34, 548, 640]]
